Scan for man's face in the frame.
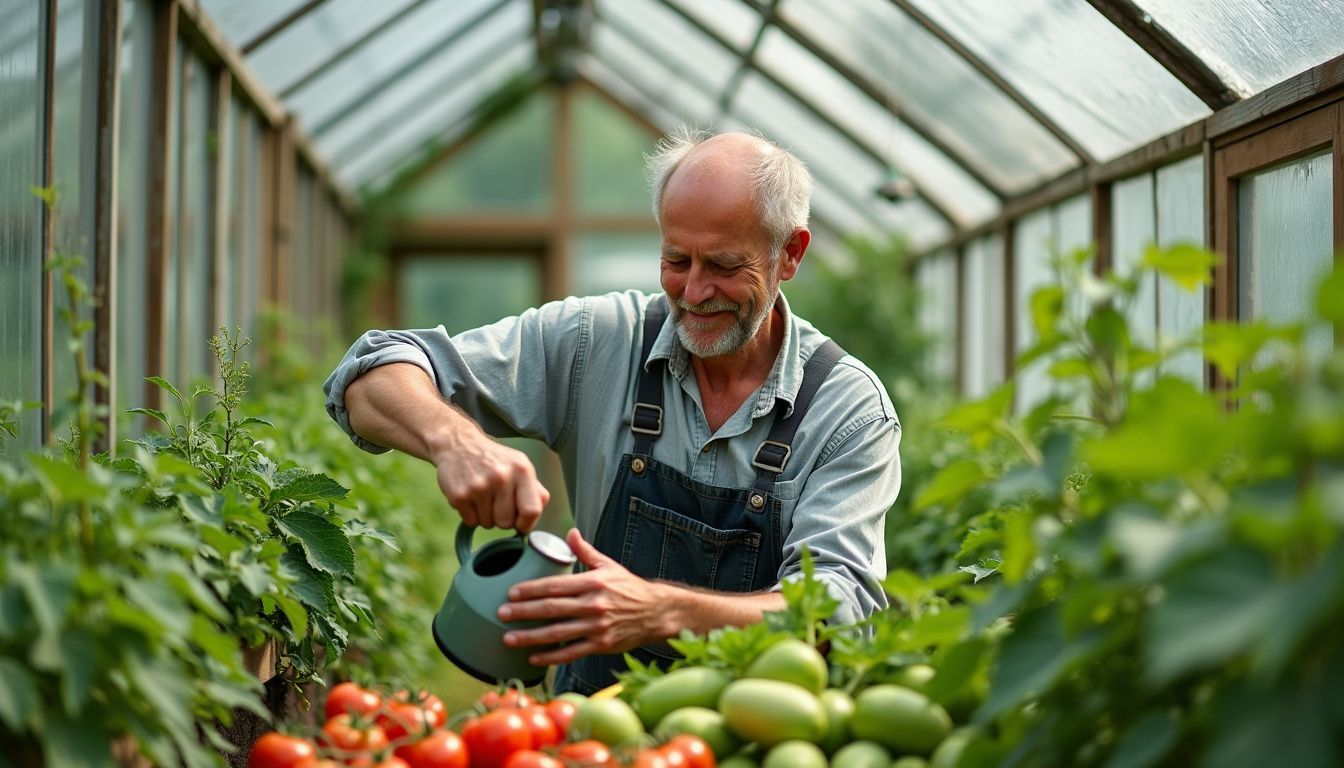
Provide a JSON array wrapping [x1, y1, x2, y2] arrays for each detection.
[[657, 163, 779, 359]]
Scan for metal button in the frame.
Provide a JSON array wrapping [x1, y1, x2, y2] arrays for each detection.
[[631, 457, 646, 475], [749, 493, 765, 509], [701, 443, 711, 453]]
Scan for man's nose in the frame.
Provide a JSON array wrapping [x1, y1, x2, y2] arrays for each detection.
[[683, 262, 715, 304]]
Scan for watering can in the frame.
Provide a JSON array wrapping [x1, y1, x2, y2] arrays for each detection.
[[432, 525, 577, 686]]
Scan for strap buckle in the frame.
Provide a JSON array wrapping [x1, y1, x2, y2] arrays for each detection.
[[752, 440, 791, 473], [631, 403, 663, 435]]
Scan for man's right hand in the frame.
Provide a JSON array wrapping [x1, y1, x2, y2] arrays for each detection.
[[345, 363, 549, 533], [429, 428, 549, 532]]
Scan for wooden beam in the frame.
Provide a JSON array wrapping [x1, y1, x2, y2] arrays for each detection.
[[210, 69, 231, 352], [40, 0, 56, 444], [1084, 0, 1240, 110], [889, 0, 1093, 165], [1208, 51, 1344, 142], [93, 0, 123, 452], [240, 0, 332, 55]]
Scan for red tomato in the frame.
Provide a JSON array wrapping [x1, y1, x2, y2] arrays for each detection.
[[629, 749, 669, 768], [373, 759, 412, 768], [249, 732, 319, 768], [392, 689, 448, 730], [555, 740, 612, 767], [661, 736, 714, 768], [326, 683, 383, 721], [542, 700, 577, 737], [521, 708, 560, 749], [479, 689, 538, 711], [501, 752, 564, 768], [394, 730, 469, 768], [321, 714, 390, 761], [461, 709, 532, 768], [381, 700, 436, 742]]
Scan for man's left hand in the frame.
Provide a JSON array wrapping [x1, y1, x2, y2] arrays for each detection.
[[497, 529, 673, 666]]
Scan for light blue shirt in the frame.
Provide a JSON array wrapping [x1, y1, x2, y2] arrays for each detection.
[[324, 290, 901, 624]]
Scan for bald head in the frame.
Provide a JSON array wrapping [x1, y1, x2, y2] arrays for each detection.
[[647, 127, 813, 258]]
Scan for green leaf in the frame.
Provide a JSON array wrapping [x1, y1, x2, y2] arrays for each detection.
[[1146, 547, 1280, 685], [916, 459, 991, 510], [1142, 242, 1218, 292], [275, 509, 356, 578], [905, 605, 970, 648], [1030, 284, 1066, 341], [1201, 677, 1336, 768], [1046, 356, 1093, 380], [191, 613, 243, 666], [1316, 266, 1344, 325], [123, 577, 191, 639], [201, 679, 267, 719], [27, 454, 107, 503], [146, 375, 184, 404], [279, 548, 334, 613], [0, 582, 28, 636], [314, 611, 349, 659], [11, 561, 76, 640], [271, 472, 349, 504], [56, 629, 96, 715], [0, 656, 39, 731], [1001, 512, 1036, 585], [926, 638, 988, 705], [939, 385, 1014, 444], [978, 603, 1112, 721], [273, 592, 309, 638], [1083, 377, 1226, 479], [1104, 710, 1180, 768], [235, 561, 274, 598], [40, 710, 113, 768], [1201, 321, 1297, 380], [126, 407, 170, 425], [344, 519, 401, 551]]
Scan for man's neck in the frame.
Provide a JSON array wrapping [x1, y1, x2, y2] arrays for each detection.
[[689, 305, 785, 398]]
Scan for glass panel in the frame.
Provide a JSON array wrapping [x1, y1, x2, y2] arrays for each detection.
[[1013, 207, 1054, 410], [575, 88, 658, 216], [398, 254, 540, 333], [907, 0, 1210, 161], [662, 0, 761, 52], [318, 3, 530, 162], [1155, 154, 1205, 384], [586, 25, 719, 129], [778, 0, 1075, 194], [237, 108, 263, 337], [287, 0, 515, 130], [1137, 0, 1344, 97], [388, 90, 553, 216], [961, 235, 1005, 398], [916, 252, 958, 385], [577, 54, 688, 134], [810, 184, 883, 244], [1112, 172, 1158, 347], [247, 0, 423, 92], [180, 52, 214, 382], [198, 0, 319, 48], [594, 0, 739, 113], [572, 232, 662, 296], [342, 43, 535, 187], [1238, 151, 1333, 362], [293, 169, 314, 323], [0, 0, 45, 451], [755, 27, 999, 226], [118, 0, 154, 419], [164, 38, 185, 384]]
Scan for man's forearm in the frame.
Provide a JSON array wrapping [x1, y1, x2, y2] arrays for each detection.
[[344, 362, 470, 462], [659, 584, 787, 639]]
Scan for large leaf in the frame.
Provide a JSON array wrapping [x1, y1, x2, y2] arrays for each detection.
[[1084, 377, 1226, 479], [0, 656, 39, 731], [926, 637, 989, 705], [1146, 546, 1280, 685], [1142, 242, 1218, 292], [56, 629, 96, 715], [344, 519, 401, 551], [916, 459, 992, 510], [271, 471, 349, 504], [275, 509, 355, 578], [978, 603, 1113, 721], [40, 711, 113, 768], [27, 455, 107, 504], [1104, 710, 1180, 768], [1201, 677, 1337, 768], [279, 548, 334, 613]]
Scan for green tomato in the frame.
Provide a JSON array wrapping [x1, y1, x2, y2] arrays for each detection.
[[887, 664, 936, 694], [719, 679, 828, 747], [570, 697, 644, 747], [718, 757, 759, 768], [653, 706, 741, 759], [818, 688, 856, 754], [892, 758, 929, 768], [850, 685, 952, 756], [633, 666, 733, 729], [744, 639, 829, 694], [928, 727, 981, 768], [556, 692, 589, 708], [830, 740, 891, 768], [762, 740, 827, 768]]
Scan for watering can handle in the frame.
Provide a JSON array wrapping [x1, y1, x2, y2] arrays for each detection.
[[455, 524, 476, 566]]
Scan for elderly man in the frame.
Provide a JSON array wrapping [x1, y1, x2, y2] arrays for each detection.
[[324, 128, 902, 694]]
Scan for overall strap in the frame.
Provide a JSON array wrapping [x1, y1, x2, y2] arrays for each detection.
[[631, 297, 669, 456], [748, 340, 846, 508]]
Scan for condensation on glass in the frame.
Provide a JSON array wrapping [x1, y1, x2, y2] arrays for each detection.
[[916, 251, 959, 385], [1155, 154, 1206, 385], [961, 234, 1006, 399]]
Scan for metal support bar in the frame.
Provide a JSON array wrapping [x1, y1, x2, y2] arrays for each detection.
[[1085, 0, 1241, 109], [309, 0, 514, 140], [277, 0, 437, 98], [889, 0, 1093, 164], [40, 0, 56, 444], [717, 0, 780, 112], [240, 0, 332, 55]]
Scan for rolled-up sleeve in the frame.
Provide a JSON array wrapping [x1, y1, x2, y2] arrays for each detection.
[[323, 297, 588, 454], [777, 411, 902, 625]]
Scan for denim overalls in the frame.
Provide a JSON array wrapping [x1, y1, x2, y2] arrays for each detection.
[[552, 298, 843, 694]]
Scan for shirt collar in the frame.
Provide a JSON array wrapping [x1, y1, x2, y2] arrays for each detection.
[[646, 292, 806, 420]]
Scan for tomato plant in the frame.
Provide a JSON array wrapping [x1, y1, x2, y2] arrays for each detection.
[[249, 732, 319, 768]]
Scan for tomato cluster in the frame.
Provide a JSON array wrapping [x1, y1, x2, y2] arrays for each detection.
[[246, 682, 716, 768]]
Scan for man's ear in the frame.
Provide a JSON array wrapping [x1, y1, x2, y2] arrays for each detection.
[[778, 228, 809, 281]]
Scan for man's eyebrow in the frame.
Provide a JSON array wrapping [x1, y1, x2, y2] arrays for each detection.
[[661, 246, 687, 258]]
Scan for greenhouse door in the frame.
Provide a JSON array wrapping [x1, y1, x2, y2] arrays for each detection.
[[1212, 102, 1344, 380]]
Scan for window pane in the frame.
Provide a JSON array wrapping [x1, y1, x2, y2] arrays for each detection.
[[907, 0, 1210, 161], [398, 255, 540, 334], [117, 0, 155, 418], [237, 109, 263, 336], [180, 52, 214, 382], [961, 235, 1005, 398], [1137, 0, 1344, 97], [198, 0, 314, 46], [577, 53, 691, 134], [1112, 172, 1158, 346], [573, 232, 662, 296], [247, 0, 424, 92], [575, 89, 657, 216], [1238, 151, 1333, 362], [916, 251, 958, 385], [594, 0, 739, 114], [779, 0, 1075, 194], [1155, 154, 1205, 384], [0, 0, 45, 451], [662, 0, 761, 52], [164, 38, 185, 383]]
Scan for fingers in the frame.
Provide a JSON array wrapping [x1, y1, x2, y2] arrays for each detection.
[[436, 442, 549, 531], [566, 528, 618, 569], [514, 477, 548, 534]]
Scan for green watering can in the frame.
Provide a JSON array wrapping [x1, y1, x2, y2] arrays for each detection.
[[432, 525, 576, 686]]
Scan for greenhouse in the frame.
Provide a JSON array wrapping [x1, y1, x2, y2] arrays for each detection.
[[2, 0, 1343, 766]]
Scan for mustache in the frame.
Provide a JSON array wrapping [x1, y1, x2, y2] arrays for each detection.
[[674, 298, 742, 314]]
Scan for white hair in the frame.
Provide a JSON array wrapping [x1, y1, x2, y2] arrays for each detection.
[[646, 126, 813, 258]]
